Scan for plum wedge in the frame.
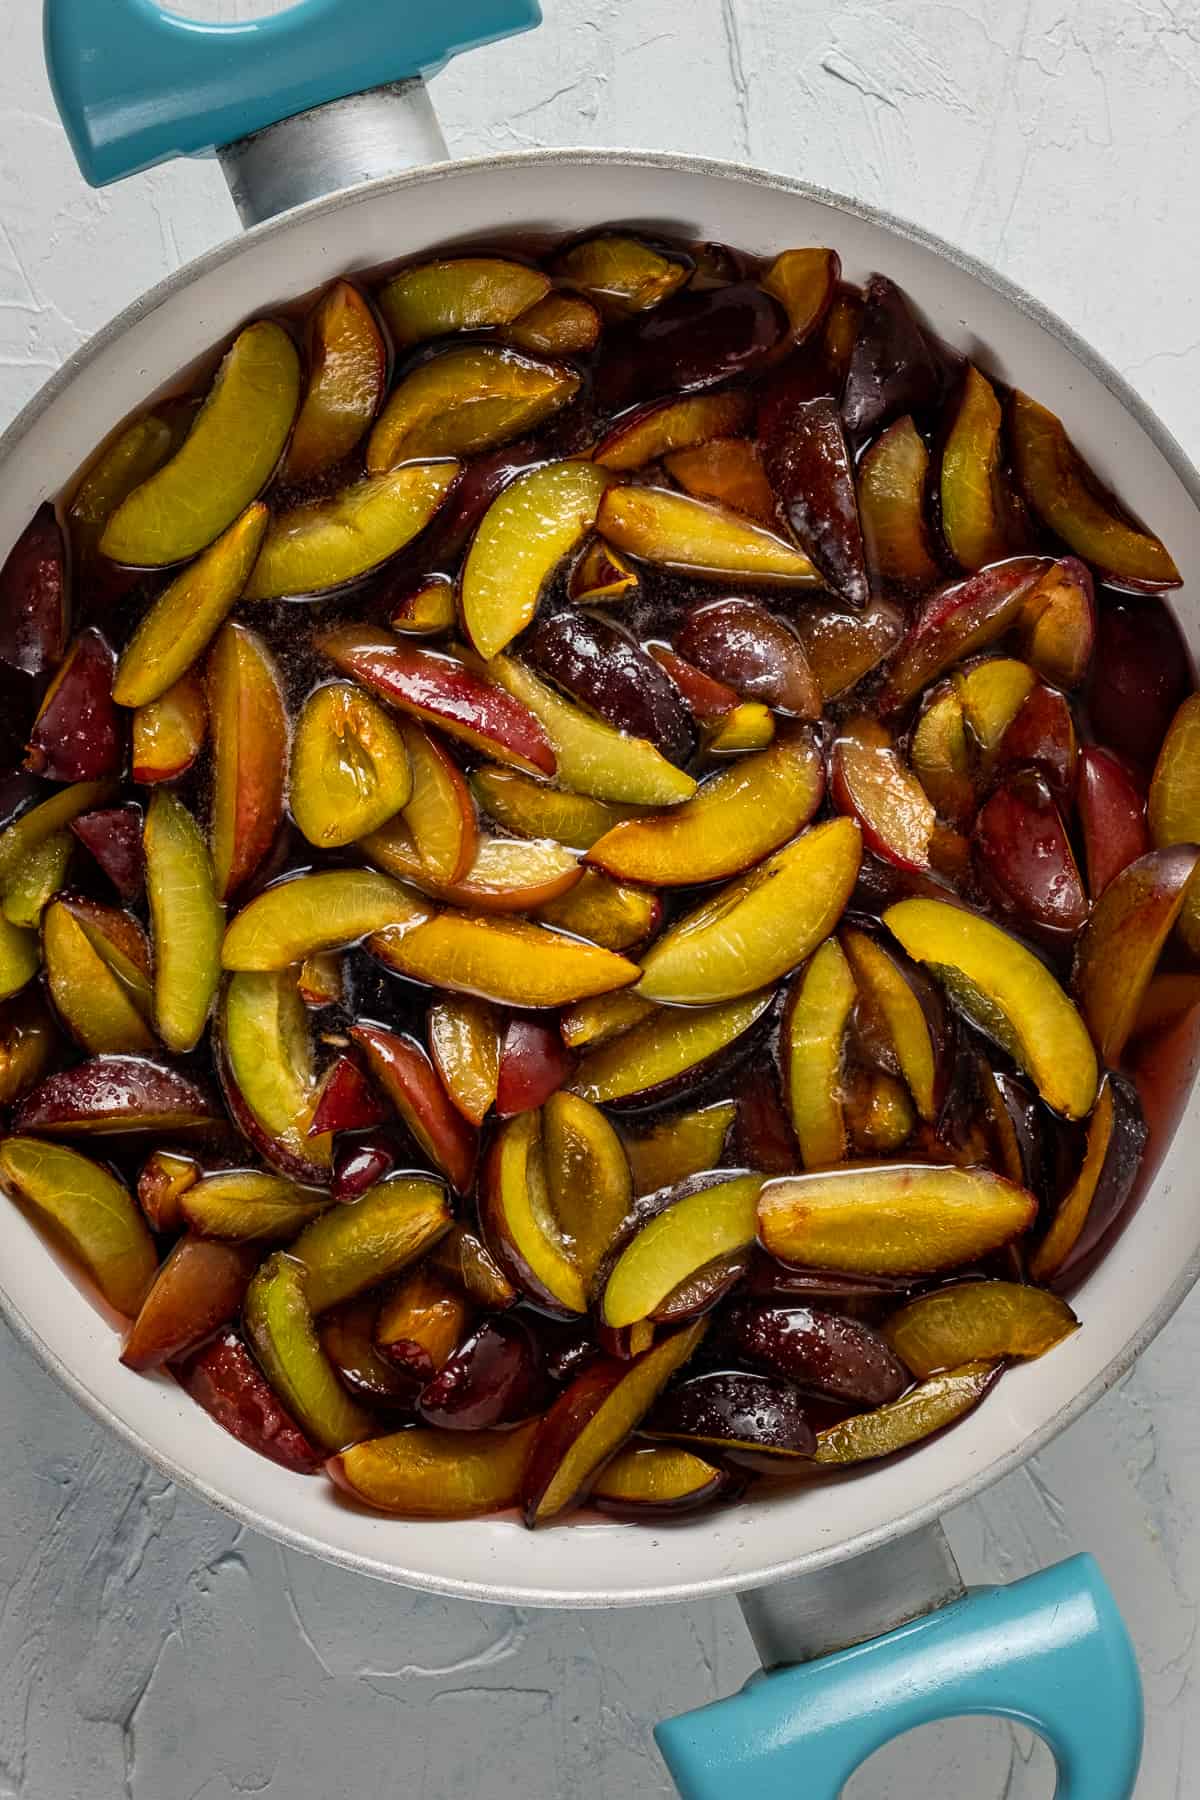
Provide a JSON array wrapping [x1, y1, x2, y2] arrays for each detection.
[[637, 817, 861, 1005], [884, 1280, 1078, 1378], [284, 281, 387, 483], [245, 465, 460, 600], [570, 991, 774, 1108], [208, 623, 288, 899], [332, 1421, 538, 1519], [1073, 847, 1200, 1062], [812, 1362, 998, 1467], [367, 346, 578, 470], [878, 559, 1049, 716], [222, 870, 431, 971], [461, 462, 611, 659], [379, 258, 550, 347], [781, 937, 857, 1168], [597, 486, 821, 586], [0, 1136, 158, 1317], [13, 1056, 220, 1137], [319, 629, 555, 777], [371, 912, 639, 1009], [857, 416, 939, 593], [145, 790, 223, 1054], [587, 734, 823, 887], [0, 506, 68, 677], [885, 898, 1098, 1119], [600, 1172, 763, 1329], [290, 682, 411, 849], [217, 972, 330, 1183], [939, 365, 1020, 571], [101, 322, 300, 567]]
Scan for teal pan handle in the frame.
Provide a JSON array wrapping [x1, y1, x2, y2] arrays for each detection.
[[43, 0, 541, 187], [657, 1555, 1142, 1799]]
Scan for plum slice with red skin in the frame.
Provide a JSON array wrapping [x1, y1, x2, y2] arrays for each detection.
[[972, 770, 1088, 936], [1087, 596, 1191, 771], [676, 599, 821, 718], [27, 629, 121, 783], [643, 1367, 816, 1471], [496, 1015, 574, 1118], [419, 1316, 550, 1431], [13, 1054, 220, 1135], [725, 1302, 910, 1407], [308, 1055, 389, 1138], [70, 806, 145, 901], [349, 1023, 478, 1194], [526, 610, 696, 764], [175, 1331, 322, 1475], [759, 390, 868, 606], [878, 558, 1050, 717], [0, 505, 68, 679], [122, 1235, 258, 1372], [841, 275, 950, 451], [599, 281, 788, 406]]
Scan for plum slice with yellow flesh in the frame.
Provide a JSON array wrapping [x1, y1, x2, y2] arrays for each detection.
[[1073, 846, 1200, 1062], [428, 994, 501, 1127], [568, 536, 642, 603], [375, 1264, 473, 1377], [68, 413, 180, 577], [553, 233, 690, 315], [600, 1172, 762, 1329], [244, 1252, 372, 1452], [178, 1331, 321, 1473], [637, 817, 862, 1006], [813, 1361, 999, 1466], [587, 733, 823, 888], [1016, 557, 1095, 689], [131, 673, 207, 785], [844, 1068, 917, 1155], [884, 897, 1098, 1118], [910, 685, 975, 829], [857, 415, 939, 593], [290, 682, 411, 850], [885, 1280, 1078, 1379], [2, 830, 73, 929], [560, 989, 657, 1051], [308, 1055, 387, 1138], [505, 292, 601, 356], [481, 1110, 587, 1315], [758, 1161, 1036, 1276], [878, 559, 1049, 717], [643, 1368, 815, 1469], [486, 651, 694, 804], [363, 821, 581, 913], [137, 1149, 198, 1234], [289, 1172, 452, 1314], [380, 258, 550, 347], [319, 628, 555, 777], [832, 716, 936, 871], [570, 991, 773, 1108], [760, 389, 868, 606], [761, 247, 840, 344], [597, 485, 820, 586], [954, 657, 1038, 767], [222, 870, 431, 971], [112, 502, 268, 710], [730, 1301, 908, 1406], [180, 1171, 328, 1242], [622, 1101, 736, 1197], [841, 924, 948, 1122], [522, 1320, 707, 1526], [371, 912, 639, 1009], [396, 720, 477, 883], [972, 771, 1088, 935], [283, 281, 387, 483], [367, 346, 579, 471], [666, 437, 778, 528], [470, 765, 638, 851], [0, 990, 56, 1106], [781, 938, 856, 1168], [427, 1223, 517, 1311], [1086, 745, 1151, 907], [677, 599, 820, 718], [1149, 695, 1200, 951], [102, 322, 301, 567], [1030, 1073, 1146, 1280], [218, 971, 330, 1182], [594, 391, 752, 470], [208, 622, 287, 899], [703, 702, 775, 755], [0, 912, 38, 1000], [13, 1055, 218, 1137], [418, 1316, 549, 1430], [591, 1443, 731, 1516], [331, 1419, 538, 1518], [389, 573, 457, 637], [350, 1024, 478, 1193], [536, 871, 661, 951], [0, 506, 67, 680], [27, 629, 120, 783], [526, 609, 698, 763], [245, 464, 459, 601], [0, 1136, 157, 1317], [461, 461, 610, 660], [145, 789, 223, 1054], [121, 1234, 258, 1372], [42, 896, 155, 1054], [543, 1090, 632, 1286], [939, 364, 1021, 570], [1010, 390, 1181, 591], [70, 806, 144, 902]]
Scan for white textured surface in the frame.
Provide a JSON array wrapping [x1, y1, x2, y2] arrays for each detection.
[[1, 1, 1199, 1794]]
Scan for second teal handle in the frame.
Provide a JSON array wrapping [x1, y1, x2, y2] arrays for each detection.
[[45, 0, 542, 188]]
